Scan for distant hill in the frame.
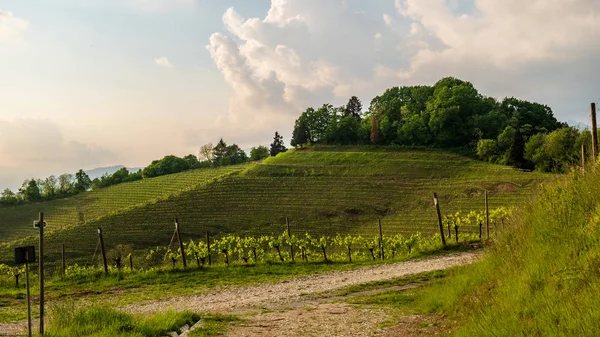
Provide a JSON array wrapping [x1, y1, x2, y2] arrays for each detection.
[[85, 165, 144, 180]]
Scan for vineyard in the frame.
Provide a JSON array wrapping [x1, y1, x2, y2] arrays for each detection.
[[0, 147, 551, 265]]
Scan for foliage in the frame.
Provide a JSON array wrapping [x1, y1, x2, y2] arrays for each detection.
[[270, 132, 287, 156], [250, 145, 270, 161], [143, 155, 191, 178]]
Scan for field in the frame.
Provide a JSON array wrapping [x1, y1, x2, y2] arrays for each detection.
[[0, 147, 551, 264]]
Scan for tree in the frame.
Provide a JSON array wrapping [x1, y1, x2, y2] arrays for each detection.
[[225, 144, 248, 165], [270, 132, 287, 156], [477, 139, 500, 163], [74, 169, 92, 192], [143, 156, 191, 178], [250, 146, 270, 161], [291, 118, 309, 148], [21, 179, 41, 202], [183, 154, 201, 169], [58, 173, 74, 194], [344, 96, 362, 120], [0, 189, 18, 205], [198, 143, 214, 163], [212, 139, 229, 166], [42, 175, 58, 198]]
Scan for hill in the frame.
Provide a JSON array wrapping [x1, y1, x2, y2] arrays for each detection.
[[416, 164, 600, 335], [0, 147, 551, 264]]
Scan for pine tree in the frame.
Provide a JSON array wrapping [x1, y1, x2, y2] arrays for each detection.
[[344, 96, 363, 120], [270, 132, 287, 156]]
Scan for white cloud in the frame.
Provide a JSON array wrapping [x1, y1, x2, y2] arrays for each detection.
[[383, 13, 393, 26], [0, 10, 28, 41], [205, 0, 599, 139], [154, 57, 173, 68]]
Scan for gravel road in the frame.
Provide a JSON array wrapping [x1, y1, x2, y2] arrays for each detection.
[[128, 251, 480, 315]]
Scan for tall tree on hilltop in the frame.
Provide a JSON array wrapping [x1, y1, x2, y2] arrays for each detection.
[[21, 179, 41, 202], [212, 138, 228, 166], [291, 118, 309, 148], [270, 132, 287, 156], [74, 169, 92, 192], [344, 96, 363, 120], [198, 143, 214, 163]]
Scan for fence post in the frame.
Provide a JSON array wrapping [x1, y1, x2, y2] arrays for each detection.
[[129, 254, 133, 271], [175, 218, 187, 268], [378, 219, 384, 260], [206, 232, 211, 266], [38, 212, 45, 335], [582, 143, 586, 172], [287, 217, 294, 262], [591, 102, 598, 163], [434, 193, 447, 246], [98, 228, 108, 275], [485, 191, 490, 239]]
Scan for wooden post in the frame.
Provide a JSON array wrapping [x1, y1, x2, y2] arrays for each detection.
[[591, 103, 598, 163], [287, 217, 294, 262], [378, 219, 384, 260], [434, 193, 447, 246], [175, 218, 187, 268], [61, 244, 65, 278], [485, 191, 490, 239], [582, 143, 586, 172], [38, 212, 44, 335], [129, 254, 133, 271], [25, 257, 31, 337], [98, 228, 108, 275], [206, 232, 211, 266], [455, 226, 459, 244]]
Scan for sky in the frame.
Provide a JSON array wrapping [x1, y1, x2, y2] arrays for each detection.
[[0, 0, 598, 190]]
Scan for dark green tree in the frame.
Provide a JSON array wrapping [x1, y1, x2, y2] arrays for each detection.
[[21, 179, 42, 201], [291, 118, 309, 147], [183, 154, 201, 169], [212, 138, 229, 166], [270, 132, 287, 156], [250, 146, 270, 161], [142, 156, 190, 178], [74, 170, 92, 192], [344, 96, 363, 120]]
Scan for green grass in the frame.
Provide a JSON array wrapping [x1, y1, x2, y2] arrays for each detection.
[[188, 314, 240, 337], [43, 304, 198, 337], [0, 147, 551, 264], [412, 166, 600, 336]]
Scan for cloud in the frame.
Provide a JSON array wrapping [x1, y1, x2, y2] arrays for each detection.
[[205, 0, 600, 138], [0, 10, 28, 41], [0, 118, 118, 190], [154, 57, 174, 68]]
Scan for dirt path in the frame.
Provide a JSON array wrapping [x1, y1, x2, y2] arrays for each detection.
[[128, 251, 479, 316], [0, 252, 478, 337]]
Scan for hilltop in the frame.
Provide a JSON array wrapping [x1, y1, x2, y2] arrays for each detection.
[[0, 147, 550, 264]]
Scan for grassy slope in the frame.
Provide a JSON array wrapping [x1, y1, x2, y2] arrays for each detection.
[[0, 165, 246, 245], [416, 167, 600, 335], [0, 147, 549, 264]]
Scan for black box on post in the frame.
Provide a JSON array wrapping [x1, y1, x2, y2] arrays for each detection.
[[15, 246, 36, 264]]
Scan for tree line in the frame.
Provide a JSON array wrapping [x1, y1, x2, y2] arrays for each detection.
[[291, 77, 587, 172], [0, 133, 288, 206]]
